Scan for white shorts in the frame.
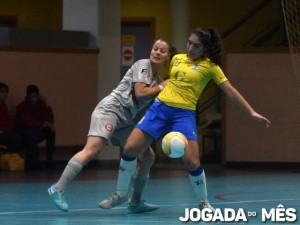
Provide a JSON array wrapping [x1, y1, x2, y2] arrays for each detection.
[[88, 95, 134, 147]]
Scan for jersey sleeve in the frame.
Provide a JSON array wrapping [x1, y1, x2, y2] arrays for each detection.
[[131, 59, 152, 85], [210, 65, 228, 85]]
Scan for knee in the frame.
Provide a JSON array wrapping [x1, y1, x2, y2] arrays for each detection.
[[81, 146, 101, 159], [139, 147, 155, 167], [146, 148, 156, 163], [183, 157, 200, 171], [123, 142, 139, 157]]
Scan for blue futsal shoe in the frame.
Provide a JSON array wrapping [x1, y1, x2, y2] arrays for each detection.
[[127, 200, 159, 214]]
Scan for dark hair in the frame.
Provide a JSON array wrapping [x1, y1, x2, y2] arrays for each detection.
[[168, 45, 178, 61], [0, 82, 9, 93], [190, 27, 223, 66], [26, 85, 39, 95], [153, 39, 178, 61]]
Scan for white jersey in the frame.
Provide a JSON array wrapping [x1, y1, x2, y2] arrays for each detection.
[[88, 58, 163, 147], [110, 59, 162, 118]]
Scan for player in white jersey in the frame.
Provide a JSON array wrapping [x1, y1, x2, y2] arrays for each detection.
[[48, 39, 177, 213]]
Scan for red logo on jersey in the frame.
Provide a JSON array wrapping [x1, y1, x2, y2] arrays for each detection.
[[105, 123, 113, 132]]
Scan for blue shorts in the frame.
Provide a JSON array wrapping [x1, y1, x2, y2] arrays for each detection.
[[136, 100, 198, 141]]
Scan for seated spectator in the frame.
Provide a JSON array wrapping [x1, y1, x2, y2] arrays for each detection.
[[0, 82, 22, 153], [16, 85, 56, 169]]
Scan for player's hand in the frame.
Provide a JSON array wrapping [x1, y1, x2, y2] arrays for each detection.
[[161, 79, 169, 87], [251, 112, 271, 127]]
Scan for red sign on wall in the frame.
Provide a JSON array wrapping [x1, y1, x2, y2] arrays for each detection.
[[122, 46, 134, 66]]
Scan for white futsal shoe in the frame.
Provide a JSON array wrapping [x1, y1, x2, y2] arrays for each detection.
[[199, 200, 215, 213], [99, 192, 128, 209]]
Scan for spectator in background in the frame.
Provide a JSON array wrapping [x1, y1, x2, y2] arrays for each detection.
[[16, 85, 56, 170], [0, 82, 22, 152]]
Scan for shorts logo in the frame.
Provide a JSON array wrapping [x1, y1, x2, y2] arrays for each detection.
[[105, 123, 113, 132]]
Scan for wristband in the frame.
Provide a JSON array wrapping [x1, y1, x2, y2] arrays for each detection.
[[158, 84, 164, 91]]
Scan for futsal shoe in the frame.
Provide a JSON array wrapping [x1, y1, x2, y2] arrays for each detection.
[[99, 192, 128, 209], [199, 201, 215, 213], [48, 184, 69, 212], [127, 200, 159, 214]]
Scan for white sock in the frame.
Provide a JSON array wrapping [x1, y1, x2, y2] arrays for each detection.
[[189, 166, 207, 203], [116, 154, 137, 197], [55, 156, 83, 191]]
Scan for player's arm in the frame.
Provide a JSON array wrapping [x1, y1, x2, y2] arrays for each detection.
[[219, 80, 270, 127], [134, 79, 168, 99]]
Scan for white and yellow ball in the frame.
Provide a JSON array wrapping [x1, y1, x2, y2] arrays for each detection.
[[161, 131, 188, 158]]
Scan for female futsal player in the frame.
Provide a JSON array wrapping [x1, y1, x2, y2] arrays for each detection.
[[100, 27, 271, 212], [48, 39, 177, 213]]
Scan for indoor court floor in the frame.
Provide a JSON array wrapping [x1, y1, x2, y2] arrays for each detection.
[[0, 163, 299, 225]]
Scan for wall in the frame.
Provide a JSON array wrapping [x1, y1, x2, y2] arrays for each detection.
[[190, 0, 282, 49], [0, 0, 283, 49], [224, 49, 300, 162], [1, 47, 99, 147], [63, 0, 98, 47], [121, 0, 282, 48], [0, 0, 62, 29], [0, 0, 291, 163], [121, 0, 171, 41]]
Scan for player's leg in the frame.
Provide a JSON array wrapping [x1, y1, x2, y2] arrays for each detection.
[[48, 136, 106, 212], [182, 140, 215, 212], [99, 101, 167, 210], [55, 136, 106, 190], [127, 146, 159, 213], [172, 108, 215, 212], [48, 97, 120, 212], [131, 146, 155, 204], [99, 128, 153, 209]]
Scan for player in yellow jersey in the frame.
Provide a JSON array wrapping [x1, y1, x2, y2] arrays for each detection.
[[159, 53, 227, 110], [100, 27, 271, 212]]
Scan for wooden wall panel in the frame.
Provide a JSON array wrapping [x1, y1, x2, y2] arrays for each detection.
[[0, 48, 99, 146], [224, 52, 300, 162]]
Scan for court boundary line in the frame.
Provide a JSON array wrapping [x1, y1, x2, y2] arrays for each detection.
[[0, 197, 299, 215]]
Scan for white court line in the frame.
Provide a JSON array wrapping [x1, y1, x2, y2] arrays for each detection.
[[0, 207, 127, 215], [211, 198, 300, 205], [1, 216, 165, 224], [157, 198, 300, 208], [0, 198, 299, 215]]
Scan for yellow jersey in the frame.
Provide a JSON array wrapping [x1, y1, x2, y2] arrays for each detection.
[[158, 54, 228, 110]]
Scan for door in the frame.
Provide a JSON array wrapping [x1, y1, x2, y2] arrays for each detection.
[[121, 18, 155, 122], [121, 18, 155, 78], [119, 18, 156, 154]]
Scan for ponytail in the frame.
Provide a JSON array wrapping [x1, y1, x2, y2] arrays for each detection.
[[190, 27, 223, 66], [206, 28, 222, 66], [169, 45, 178, 61]]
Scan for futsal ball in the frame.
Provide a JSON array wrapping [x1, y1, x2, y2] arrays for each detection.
[[161, 131, 188, 158]]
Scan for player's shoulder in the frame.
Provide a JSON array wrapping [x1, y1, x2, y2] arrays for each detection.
[[132, 59, 151, 73], [134, 58, 150, 66], [172, 54, 186, 60], [170, 54, 187, 65]]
